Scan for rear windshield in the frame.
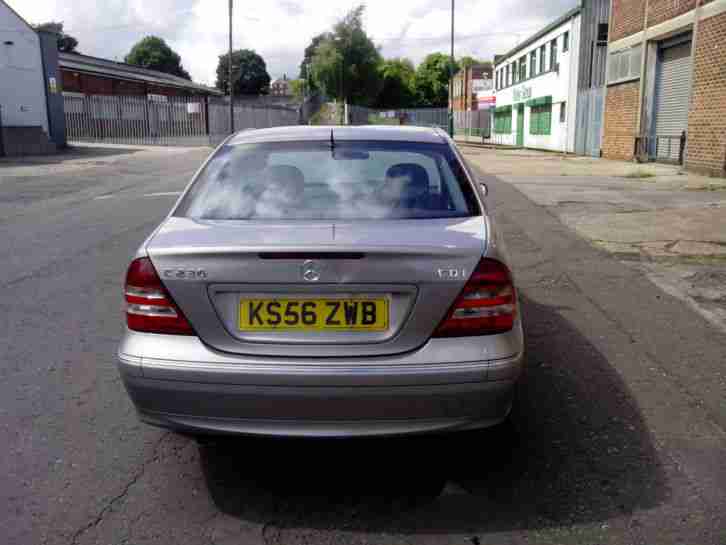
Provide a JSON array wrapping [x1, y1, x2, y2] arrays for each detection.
[[175, 140, 480, 220]]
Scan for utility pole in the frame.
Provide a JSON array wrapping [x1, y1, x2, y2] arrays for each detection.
[[228, 0, 234, 134], [448, 0, 455, 137]]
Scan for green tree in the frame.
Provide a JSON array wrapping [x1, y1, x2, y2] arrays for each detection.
[[125, 36, 190, 80], [413, 53, 459, 107], [215, 49, 271, 96], [299, 32, 331, 92], [375, 58, 416, 109], [33, 22, 78, 53], [458, 56, 482, 69], [309, 5, 383, 106], [289, 79, 305, 100]]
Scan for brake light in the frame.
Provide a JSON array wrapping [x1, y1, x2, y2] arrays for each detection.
[[433, 258, 516, 337], [124, 257, 194, 335]]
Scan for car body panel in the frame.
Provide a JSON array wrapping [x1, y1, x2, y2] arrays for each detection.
[[145, 216, 487, 357], [117, 126, 524, 437]]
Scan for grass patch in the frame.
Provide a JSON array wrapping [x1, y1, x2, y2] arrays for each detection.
[[624, 169, 656, 179], [685, 183, 726, 192]]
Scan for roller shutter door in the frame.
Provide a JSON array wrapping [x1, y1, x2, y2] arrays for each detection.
[[653, 40, 692, 162]]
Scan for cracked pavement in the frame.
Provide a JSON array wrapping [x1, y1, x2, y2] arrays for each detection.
[[2, 144, 725, 545], [460, 147, 726, 334]]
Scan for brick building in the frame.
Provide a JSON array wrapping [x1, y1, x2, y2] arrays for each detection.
[[270, 75, 291, 97], [450, 64, 493, 111], [602, 0, 726, 176], [59, 52, 221, 97]]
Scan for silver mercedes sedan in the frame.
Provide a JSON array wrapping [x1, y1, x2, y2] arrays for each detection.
[[117, 125, 524, 437]]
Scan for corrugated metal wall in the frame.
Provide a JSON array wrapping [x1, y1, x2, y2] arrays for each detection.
[[574, 87, 605, 156], [577, 0, 610, 90], [574, 0, 610, 156]]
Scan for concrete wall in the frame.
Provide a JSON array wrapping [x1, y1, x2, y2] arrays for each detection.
[[493, 14, 580, 152], [0, 2, 49, 133], [39, 31, 66, 148]]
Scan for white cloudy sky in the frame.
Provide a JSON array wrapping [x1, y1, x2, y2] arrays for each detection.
[[9, 0, 576, 86]]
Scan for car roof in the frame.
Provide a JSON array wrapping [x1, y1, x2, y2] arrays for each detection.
[[226, 125, 447, 145]]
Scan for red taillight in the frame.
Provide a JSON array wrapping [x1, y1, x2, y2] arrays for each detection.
[[433, 258, 517, 337], [124, 257, 194, 335]]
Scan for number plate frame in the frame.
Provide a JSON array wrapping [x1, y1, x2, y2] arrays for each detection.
[[238, 296, 389, 332]]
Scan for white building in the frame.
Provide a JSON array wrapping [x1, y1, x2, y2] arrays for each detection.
[[492, 7, 581, 153], [0, 0, 55, 155]]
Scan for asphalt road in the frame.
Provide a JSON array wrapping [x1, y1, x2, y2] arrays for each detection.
[[1, 144, 725, 545]]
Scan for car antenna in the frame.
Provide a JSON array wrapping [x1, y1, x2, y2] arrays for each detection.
[[329, 128, 336, 150]]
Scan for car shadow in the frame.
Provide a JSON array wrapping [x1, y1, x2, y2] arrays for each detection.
[[197, 294, 668, 534]]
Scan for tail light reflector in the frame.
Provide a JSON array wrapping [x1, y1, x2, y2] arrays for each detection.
[[124, 257, 194, 335], [433, 258, 516, 337]]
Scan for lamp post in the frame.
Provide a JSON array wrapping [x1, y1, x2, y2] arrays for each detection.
[[228, 0, 234, 134], [448, 0, 455, 137]]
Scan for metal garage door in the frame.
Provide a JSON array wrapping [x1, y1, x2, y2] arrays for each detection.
[[652, 38, 692, 163]]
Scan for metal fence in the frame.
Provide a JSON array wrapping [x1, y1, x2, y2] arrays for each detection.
[[63, 94, 300, 147], [454, 110, 492, 142], [346, 106, 494, 143], [635, 131, 687, 165], [207, 99, 300, 146], [347, 105, 449, 129]]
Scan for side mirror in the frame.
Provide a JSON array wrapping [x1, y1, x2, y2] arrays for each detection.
[[479, 182, 488, 198]]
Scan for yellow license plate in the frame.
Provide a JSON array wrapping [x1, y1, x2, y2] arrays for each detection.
[[238, 297, 389, 332]]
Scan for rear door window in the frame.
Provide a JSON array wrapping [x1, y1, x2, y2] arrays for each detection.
[[176, 140, 480, 220]]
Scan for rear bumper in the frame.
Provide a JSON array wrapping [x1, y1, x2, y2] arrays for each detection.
[[124, 376, 517, 437], [117, 330, 523, 437]]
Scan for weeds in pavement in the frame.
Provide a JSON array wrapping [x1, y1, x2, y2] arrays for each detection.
[[624, 169, 656, 179]]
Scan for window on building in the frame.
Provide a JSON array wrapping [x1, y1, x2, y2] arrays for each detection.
[[530, 51, 537, 76], [540, 45, 546, 73], [530, 104, 552, 135], [550, 39, 558, 71], [494, 107, 513, 134], [607, 44, 642, 84], [560, 102, 567, 123], [563, 31, 569, 52], [505, 64, 510, 86], [597, 23, 609, 44], [519, 56, 527, 80]]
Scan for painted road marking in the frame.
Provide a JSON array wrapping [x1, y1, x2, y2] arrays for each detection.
[[94, 191, 181, 201], [142, 192, 182, 197]]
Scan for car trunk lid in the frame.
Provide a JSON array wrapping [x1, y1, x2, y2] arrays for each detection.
[[146, 216, 487, 358]]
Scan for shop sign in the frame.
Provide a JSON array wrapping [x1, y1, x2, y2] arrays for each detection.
[[513, 86, 532, 103]]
